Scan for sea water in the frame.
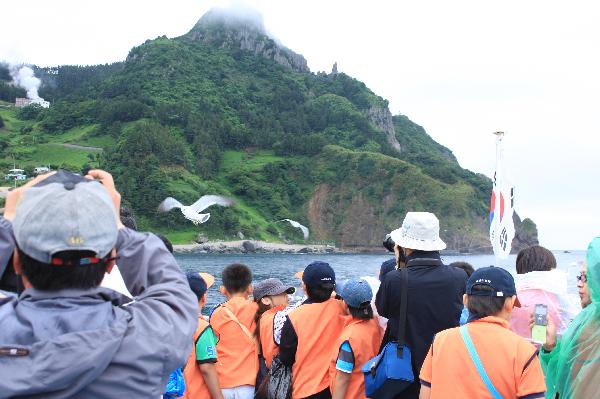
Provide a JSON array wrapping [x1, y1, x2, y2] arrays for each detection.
[[175, 250, 586, 311]]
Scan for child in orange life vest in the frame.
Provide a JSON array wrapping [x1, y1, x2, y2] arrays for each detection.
[[253, 278, 296, 369], [279, 261, 346, 399], [419, 267, 546, 399], [330, 278, 382, 399], [210, 264, 259, 399], [182, 272, 224, 399]]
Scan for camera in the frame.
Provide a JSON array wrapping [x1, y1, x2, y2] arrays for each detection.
[[383, 234, 395, 253]]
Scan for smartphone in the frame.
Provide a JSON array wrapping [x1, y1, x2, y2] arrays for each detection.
[[531, 304, 548, 344]]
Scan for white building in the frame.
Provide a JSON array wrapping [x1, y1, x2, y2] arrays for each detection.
[[15, 97, 50, 108]]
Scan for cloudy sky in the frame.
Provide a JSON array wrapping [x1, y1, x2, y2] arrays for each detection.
[[2, 0, 598, 250]]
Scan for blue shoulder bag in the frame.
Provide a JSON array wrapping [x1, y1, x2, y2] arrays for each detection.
[[361, 267, 414, 398]]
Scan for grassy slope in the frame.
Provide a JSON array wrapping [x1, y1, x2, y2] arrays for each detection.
[[143, 151, 307, 244], [0, 105, 113, 172]]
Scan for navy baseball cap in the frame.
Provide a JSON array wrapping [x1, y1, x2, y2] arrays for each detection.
[[466, 266, 521, 307], [186, 272, 215, 301], [339, 278, 373, 308], [302, 261, 335, 288]]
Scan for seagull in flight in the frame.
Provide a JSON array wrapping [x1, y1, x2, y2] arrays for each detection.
[[279, 219, 310, 240], [158, 195, 234, 225]]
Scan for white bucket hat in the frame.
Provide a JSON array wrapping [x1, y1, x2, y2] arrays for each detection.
[[389, 212, 446, 251]]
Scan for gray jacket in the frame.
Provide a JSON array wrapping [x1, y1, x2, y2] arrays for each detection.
[[0, 218, 198, 398]]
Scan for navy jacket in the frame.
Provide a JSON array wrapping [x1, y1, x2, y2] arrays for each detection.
[[375, 251, 467, 399]]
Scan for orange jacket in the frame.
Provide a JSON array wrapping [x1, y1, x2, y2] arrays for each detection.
[[288, 299, 346, 399], [259, 305, 286, 369], [210, 297, 259, 388], [183, 317, 212, 399], [329, 318, 382, 399]]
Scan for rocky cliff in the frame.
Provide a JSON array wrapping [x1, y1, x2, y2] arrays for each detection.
[[184, 8, 309, 73], [366, 106, 402, 153]]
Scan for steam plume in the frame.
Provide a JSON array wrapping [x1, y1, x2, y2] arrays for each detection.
[[10, 65, 43, 101]]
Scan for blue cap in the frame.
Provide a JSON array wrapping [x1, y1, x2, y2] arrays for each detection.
[[339, 278, 373, 308], [379, 258, 396, 282], [466, 266, 521, 307], [335, 279, 349, 297], [186, 272, 211, 301], [302, 261, 335, 288]]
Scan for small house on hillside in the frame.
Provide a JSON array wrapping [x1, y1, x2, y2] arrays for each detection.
[[4, 169, 27, 181]]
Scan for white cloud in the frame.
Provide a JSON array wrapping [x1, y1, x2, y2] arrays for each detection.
[[2, 0, 599, 249]]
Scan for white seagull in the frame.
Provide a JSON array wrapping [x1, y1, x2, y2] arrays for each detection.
[[158, 195, 234, 225], [279, 219, 310, 240]]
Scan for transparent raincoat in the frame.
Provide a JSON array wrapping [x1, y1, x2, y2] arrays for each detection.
[[541, 236, 600, 399], [511, 269, 580, 338]]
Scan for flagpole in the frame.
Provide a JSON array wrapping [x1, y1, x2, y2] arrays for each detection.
[[493, 131, 504, 268]]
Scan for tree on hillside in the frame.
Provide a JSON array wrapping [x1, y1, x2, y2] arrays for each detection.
[[0, 81, 26, 103], [103, 121, 189, 215], [17, 104, 44, 120], [0, 64, 11, 81]]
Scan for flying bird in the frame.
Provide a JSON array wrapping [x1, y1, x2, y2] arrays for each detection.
[[279, 219, 310, 240], [158, 195, 234, 225]]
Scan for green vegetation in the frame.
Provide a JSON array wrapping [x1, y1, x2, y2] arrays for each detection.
[[0, 11, 511, 247]]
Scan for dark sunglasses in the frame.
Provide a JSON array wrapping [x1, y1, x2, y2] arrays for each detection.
[[577, 272, 587, 283]]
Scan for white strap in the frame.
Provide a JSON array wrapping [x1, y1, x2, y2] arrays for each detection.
[[222, 306, 259, 352]]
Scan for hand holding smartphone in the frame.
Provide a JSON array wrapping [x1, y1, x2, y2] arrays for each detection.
[[531, 304, 548, 345]]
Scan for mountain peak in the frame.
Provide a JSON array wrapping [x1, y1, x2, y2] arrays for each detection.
[[190, 6, 266, 36], [185, 7, 309, 73]]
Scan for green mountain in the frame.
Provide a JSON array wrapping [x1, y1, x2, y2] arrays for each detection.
[[0, 9, 537, 250]]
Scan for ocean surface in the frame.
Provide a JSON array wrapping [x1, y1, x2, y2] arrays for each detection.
[[175, 250, 586, 311]]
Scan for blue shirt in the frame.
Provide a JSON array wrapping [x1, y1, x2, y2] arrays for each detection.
[[459, 306, 469, 325]]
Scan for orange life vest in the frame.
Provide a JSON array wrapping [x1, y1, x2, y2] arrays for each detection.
[[259, 304, 286, 369], [210, 297, 259, 388], [183, 317, 211, 399], [288, 298, 346, 399], [329, 318, 383, 399]]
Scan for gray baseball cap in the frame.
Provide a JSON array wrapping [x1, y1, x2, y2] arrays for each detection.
[[253, 278, 295, 302], [12, 170, 118, 263]]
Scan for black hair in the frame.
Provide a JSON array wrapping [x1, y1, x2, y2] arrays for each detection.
[[305, 282, 334, 303], [467, 284, 508, 318], [19, 249, 108, 291], [396, 245, 407, 267], [349, 304, 374, 320], [222, 263, 252, 294], [0, 255, 18, 293], [119, 206, 138, 231], [516, 245, 556, 274], [254, 299, 271, 343], [154, 233, 173, 253], [451, 261, 475, 278]]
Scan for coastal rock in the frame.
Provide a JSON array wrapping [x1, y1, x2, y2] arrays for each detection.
[[242, 241, 256, 253], [195, 234, 209, 244], [511, 214, 539, 253]]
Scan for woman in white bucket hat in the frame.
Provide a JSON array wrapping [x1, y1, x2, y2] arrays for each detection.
[[375, 212, 467, 399], [389, 212, 446, 254]]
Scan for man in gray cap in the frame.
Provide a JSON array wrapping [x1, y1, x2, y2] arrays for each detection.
[[0, 170, 197, 398]]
